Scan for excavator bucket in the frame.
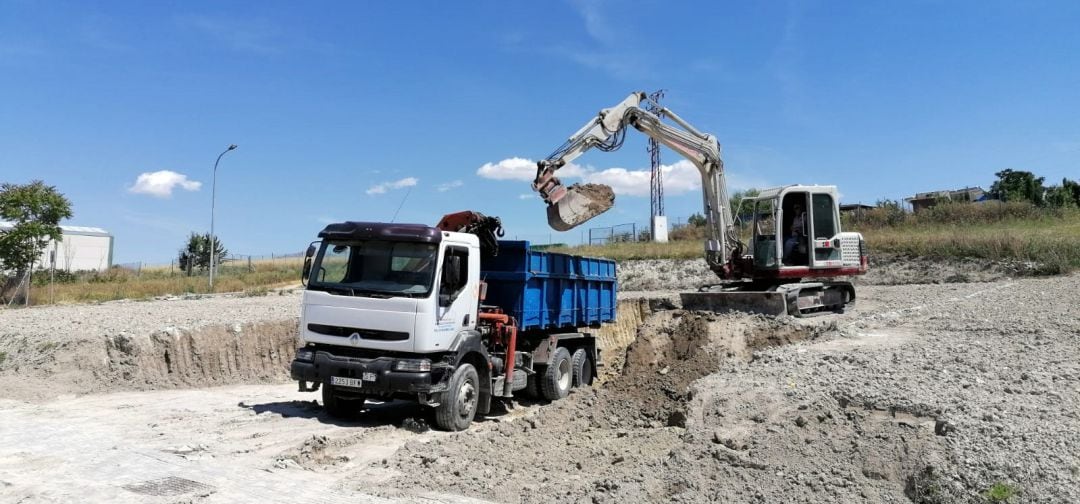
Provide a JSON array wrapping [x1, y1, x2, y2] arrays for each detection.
[[546, 183, 615, 231]]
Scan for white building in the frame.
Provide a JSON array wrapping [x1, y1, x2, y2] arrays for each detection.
[[0, 222, 113, 272]]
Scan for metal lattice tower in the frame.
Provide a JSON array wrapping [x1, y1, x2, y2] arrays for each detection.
[[645, 90, 666, 218]]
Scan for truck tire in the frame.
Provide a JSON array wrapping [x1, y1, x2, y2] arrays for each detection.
[[322, 383, 365, 419], [571, 348, 593, 388], [434, 363, 480, 431], [540, 347, 572, 401]]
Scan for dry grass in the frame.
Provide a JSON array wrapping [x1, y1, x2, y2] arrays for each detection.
[[552, 202, 1080, 274], [26, 258, 303, 305], [848, 202, 1080, 274]]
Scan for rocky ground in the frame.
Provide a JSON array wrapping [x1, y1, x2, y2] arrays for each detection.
[[616, 253, 1044, 291], [386, 275, 1079, 503], [0, 259, 1076, 503]]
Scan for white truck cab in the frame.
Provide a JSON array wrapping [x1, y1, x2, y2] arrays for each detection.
[[290, 220, 612, 431]]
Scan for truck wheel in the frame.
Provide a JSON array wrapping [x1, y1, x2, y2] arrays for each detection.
[[540, 347, 572, 401], [322, 383, 364, 419], [571, 348, 593, 387], [434, 363, 480, 431]]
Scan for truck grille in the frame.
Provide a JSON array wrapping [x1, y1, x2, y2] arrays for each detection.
[[307, 323, 409, 341]]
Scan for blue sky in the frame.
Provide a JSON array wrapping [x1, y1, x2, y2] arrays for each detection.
[[2, 0, 1078, 263]]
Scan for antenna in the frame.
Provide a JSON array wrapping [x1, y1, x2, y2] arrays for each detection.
[[390, 186, 412, 223]]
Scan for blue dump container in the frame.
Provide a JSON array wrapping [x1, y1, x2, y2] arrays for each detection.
[[481, 241, 617, 331]]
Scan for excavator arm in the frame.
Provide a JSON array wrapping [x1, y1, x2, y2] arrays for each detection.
[[533, 92, 741, 278]]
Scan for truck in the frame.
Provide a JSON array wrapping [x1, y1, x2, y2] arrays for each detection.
[[289, 212, 616, 431]]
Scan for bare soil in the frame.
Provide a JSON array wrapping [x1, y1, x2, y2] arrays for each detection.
[[568, 183, 616, 214], [0, 292, 301, 401], [0, 261, 1076, 503]]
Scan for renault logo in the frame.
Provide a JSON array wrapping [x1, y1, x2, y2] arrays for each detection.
[[349, 333, 361, 346]]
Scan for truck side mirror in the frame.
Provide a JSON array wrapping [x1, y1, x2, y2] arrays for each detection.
[[301, 243, 318, 285]]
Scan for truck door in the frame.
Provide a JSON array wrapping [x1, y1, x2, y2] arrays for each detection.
[[436, 245, 478, 332]]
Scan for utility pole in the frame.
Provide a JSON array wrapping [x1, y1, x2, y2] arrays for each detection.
[[49, 250, 55, 305], [209, 144, 238, 291], [645, 89, 668, 243]]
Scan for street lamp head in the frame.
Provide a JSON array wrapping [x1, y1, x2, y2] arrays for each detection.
[[227, 144, 238, 150]]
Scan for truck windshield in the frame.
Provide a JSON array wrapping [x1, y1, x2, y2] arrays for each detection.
[[308, 240, 438, 297]]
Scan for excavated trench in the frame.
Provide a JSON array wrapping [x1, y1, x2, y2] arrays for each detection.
[[104, 319, 300, 389], [383, 301, 955, 503], [384, 303, 844, 503], [0, 318, 299, 401]]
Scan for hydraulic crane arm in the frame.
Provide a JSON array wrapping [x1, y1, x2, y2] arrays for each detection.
[[533, 92, 740, 277]]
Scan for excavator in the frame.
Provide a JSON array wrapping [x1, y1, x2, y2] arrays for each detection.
[[531, 92, 868, 316]]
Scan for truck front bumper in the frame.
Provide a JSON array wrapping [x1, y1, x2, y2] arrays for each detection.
[[290, 349, 449, 397]]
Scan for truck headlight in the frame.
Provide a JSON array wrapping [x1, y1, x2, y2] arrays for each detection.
[[295, 348, 315, 362], [394, 359, 431, 372]]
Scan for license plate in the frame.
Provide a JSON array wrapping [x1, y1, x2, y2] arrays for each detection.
[[331, 376, 363, 388], [331, 373, 376, 389]]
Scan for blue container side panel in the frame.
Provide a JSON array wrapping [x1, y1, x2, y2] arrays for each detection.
[[480, 241, 616, 332]]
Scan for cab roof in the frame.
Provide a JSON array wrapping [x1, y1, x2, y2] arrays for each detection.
[[745, 184, 839, 201], [317, 222, 442, 243]]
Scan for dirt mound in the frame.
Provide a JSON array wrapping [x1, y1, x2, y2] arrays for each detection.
[[0, 318, 298, 401], [386, 311, 833, 503], [569, 183, 616, 213]]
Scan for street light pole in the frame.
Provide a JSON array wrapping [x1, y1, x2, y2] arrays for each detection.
[[209, 144, 238, 291]]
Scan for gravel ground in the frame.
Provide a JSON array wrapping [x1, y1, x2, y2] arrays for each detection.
[[0, 260, 1076, 503], [0, 291, 301, 336], [389, 275, 1080, 503], [616, 253, 1037, 291]]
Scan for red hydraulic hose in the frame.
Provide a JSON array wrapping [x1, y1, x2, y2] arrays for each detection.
[[502, 321, 517, 397], [478, 312, 518, 397]]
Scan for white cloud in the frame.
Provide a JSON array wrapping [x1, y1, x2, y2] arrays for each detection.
[[518, 194, 535, 200], [476, 157, 703, 197], [128, 170, 202, 198], [585, 160, 703, 197], [437, 180, 464, 192], [366, 177, 418, 195], [476, 157, 535, 181], [476, 157, 586, 181]]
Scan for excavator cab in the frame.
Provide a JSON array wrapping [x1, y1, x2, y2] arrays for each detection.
[[749, 185, 865, 278]]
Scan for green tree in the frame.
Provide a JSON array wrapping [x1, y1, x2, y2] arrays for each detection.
[[177, 232, 228, 275], [1045, 177, 1080, 208], [0, 181, 73, 275], [686, 213, 707, 227], [990, 169, 1046, 205]]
